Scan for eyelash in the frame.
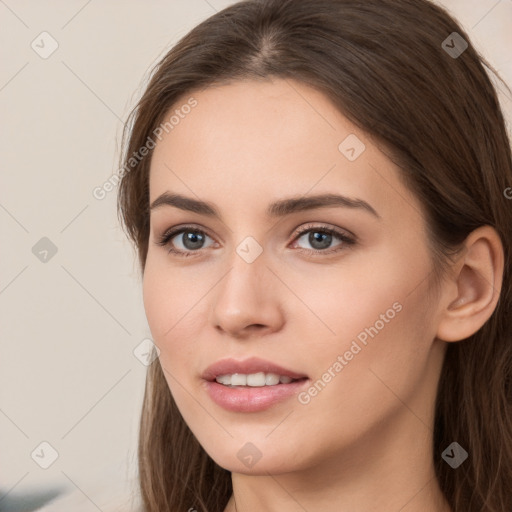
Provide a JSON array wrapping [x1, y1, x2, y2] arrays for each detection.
[[155, 223, 356, 258]]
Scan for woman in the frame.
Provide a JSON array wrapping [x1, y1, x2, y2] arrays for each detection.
[[117, 0, 512, 510]]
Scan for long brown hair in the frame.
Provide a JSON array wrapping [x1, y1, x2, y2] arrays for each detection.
[[117, 1, 512, 510]]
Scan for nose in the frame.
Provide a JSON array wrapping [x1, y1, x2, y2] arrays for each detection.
[[210, 250, 285, 338]]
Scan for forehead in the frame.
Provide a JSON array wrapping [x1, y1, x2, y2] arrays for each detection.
[[151, 78, 343, 172], [148, 78, 419, 222]]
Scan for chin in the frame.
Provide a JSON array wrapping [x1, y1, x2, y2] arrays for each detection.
[[202, 440, 307, 475]]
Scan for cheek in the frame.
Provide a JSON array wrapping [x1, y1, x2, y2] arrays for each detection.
[[142, 254, 212, 375], [143, 252, 201, 339], [285, 242, 436, 409], [280, 242, 428, 353], [142, 261, 171, 342], [293, 252, 437, 432], [142, 259, 214, 440]]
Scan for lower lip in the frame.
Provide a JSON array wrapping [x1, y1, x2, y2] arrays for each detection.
[[203, 379, 310, 412]]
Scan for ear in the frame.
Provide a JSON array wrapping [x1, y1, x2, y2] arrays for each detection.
[[436, 225, 504, 342]]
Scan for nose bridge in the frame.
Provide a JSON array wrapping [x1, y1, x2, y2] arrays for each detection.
[[218, 242, 268, 309], [211, 239, 283, 334]]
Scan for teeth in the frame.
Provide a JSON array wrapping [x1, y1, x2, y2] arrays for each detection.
[[215, 372, 299, 387], [266, 373, 280, 385], [231, 373, 247, 386]]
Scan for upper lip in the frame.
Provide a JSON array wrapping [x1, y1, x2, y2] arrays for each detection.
[[202, 357, 309, 382]]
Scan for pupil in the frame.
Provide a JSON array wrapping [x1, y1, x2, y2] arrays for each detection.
[[309, 231, 331, 250]]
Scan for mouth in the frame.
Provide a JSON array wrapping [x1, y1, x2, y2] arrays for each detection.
[[201, 357, 310, 412], [213, 372, 308, 388], [201, 356, 309, 385]]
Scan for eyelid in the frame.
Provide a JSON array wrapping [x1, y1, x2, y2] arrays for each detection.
[[290, 222, 356, 242]]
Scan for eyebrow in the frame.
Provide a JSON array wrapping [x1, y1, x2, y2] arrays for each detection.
[[149, 192, 381, 219]]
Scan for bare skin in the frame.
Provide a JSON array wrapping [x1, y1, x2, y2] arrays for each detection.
[[143, 78, 503, 512]]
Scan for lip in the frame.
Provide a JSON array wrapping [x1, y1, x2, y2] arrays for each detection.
[[201, 357, 309, 413], [201, 357, 308, 382], [203, 379, 309, 412]]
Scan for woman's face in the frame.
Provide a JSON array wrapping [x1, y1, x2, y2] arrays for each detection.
[[143, 78, 447, 475]]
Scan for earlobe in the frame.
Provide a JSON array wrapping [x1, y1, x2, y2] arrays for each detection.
[[436, 226, 504, 343]]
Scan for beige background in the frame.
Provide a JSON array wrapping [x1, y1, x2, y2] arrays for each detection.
[[1, 0, 511, 510]]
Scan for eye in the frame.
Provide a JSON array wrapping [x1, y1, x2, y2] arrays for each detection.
[[290, 223, 355, 256], [155, 225, 216, 258], [155, 223, 356, 258]]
